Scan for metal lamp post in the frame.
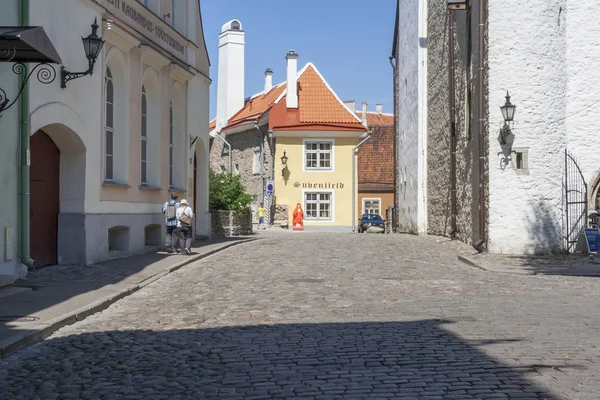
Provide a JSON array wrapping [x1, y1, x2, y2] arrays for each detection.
[[61, 18, 105, 88]]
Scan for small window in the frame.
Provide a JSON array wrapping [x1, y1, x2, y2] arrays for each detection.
[[252, 150, 261, 175], [231, 21, 240, 30], [512, 148, 529, 175], [304, 140, 333, 171], [363, 199, 381, 215], [305, 192, 332, 221]]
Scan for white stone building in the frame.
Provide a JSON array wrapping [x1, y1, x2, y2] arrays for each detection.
[[393, 0, 600, 254], [0, 0, 211, 285]]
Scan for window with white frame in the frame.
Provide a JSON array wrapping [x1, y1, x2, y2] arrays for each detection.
[[141, 85, 148, 185], [104, 66, 114, 181], [252, 150, 261, 175], [169, 101, 174, 187], [305, 192, 332, 220], [363, 198, 381, 215], [305, 140, 333, 170]]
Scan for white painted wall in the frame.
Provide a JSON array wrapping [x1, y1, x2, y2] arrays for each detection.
[[396, 0, 428, 234], [487, 0, 591, 254], [216, 19, 245, 131]]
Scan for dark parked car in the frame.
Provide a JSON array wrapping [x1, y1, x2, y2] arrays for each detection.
[[358, 213, 385, 233]]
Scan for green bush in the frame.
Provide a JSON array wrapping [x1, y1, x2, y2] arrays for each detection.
[[209, 170, 254, 214]]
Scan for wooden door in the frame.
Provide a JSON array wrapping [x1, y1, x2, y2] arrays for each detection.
[[30, 130, 60, 267]]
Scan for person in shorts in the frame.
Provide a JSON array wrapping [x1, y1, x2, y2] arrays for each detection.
[[256, 203, 266, 230]]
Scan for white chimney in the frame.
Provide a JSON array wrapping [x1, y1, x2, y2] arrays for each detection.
[[264, 68, 273, 93], [216, 19, 245, 131], [361, 101, 368, 127], [285, 50, 299, 109], [344, 100, 355, 113], [376, 104, 383, 114]]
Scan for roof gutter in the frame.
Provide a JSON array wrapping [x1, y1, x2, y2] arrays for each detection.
[[352, 132, 372, 233]]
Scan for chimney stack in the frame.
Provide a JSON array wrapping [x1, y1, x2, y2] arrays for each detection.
[[264, 68, 273, 93], [344, 100, 356, 113], [285, 50, 299, 109], [376, 104, 383, 114], [361, 101, 368, 127], [216, 19, 245, 131]]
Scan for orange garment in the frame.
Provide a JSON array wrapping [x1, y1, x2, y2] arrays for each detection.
[[292, 203, 304, 231]]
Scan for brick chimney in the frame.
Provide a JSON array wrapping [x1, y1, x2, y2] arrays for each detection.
[[361, 101, 368, 127], [264, 68, 273, 92], [344, 100, 355, 113]]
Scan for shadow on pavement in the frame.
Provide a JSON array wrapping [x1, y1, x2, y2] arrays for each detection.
[[0, 319, 563, 399], [0, 236, 253, 350]]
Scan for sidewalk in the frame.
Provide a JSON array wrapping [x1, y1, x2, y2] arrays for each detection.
[[0, 236, 257, 358], [459, 251, 600, 277]]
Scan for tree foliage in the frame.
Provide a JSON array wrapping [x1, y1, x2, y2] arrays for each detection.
[[209, 170, 254, 214]]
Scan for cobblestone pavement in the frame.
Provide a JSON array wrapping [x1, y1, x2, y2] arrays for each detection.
[[1, 233, 599, 399]]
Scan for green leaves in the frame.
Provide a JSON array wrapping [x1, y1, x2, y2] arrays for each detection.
[[209, 170, 253, 214]]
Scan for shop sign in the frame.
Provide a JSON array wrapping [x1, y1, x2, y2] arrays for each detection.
[[293, 181, 345, 189], [101, 0, 186, 61]]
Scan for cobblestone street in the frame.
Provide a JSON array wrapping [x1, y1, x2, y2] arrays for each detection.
[[1, 232, 599, 399]]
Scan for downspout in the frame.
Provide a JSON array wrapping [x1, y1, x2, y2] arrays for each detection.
[[20, 0, 34, 269], [254, 123, 264, 204], [352, 132, 372, 233], [389, 55, 398, 233], [267, 130, 275, 225], [449, 9, 457, 239], [474, 0, 487, 251]]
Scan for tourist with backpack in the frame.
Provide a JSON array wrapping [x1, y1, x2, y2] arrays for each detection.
[[162, 193, 179, 253], [175, 199, 194, 255]]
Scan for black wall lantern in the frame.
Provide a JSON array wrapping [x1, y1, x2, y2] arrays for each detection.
[[61, 18, 105, 88], [280, 150, 288, 166], [498, 91, 517, 161]]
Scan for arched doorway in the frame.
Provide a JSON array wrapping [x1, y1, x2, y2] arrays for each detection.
[[30, 130, 60, 266], [28, 119, 86, 267]]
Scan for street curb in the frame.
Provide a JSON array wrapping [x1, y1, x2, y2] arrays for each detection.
[[457, 255, 537, 275], [0, 238, 257, 359]]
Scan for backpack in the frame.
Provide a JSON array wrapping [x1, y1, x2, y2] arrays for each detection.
[[166, 202, 177, 221]]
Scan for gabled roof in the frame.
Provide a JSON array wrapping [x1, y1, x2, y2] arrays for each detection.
[[358, 124, 395, 186], [220, 62, 364, 132]]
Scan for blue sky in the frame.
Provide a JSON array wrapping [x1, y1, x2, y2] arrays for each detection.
[[200, 0, 396, 120]]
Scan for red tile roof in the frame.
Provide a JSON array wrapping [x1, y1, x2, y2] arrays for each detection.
[[228, 84, 287, 125], [296, 65, 363, 124], [355, 111, 394, 125], [209, 119, 216, 131], [358, 123, 395, 185], [219, 63, 364, 131]]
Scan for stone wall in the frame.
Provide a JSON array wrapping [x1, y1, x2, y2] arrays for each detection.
[[209, 125, 273, 217], [426, 0, 480, 245], [273, 204, 289, 227], [210, 210, 253, 236]]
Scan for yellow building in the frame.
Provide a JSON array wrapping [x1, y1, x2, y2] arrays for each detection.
[[210, 49, 368, 232]]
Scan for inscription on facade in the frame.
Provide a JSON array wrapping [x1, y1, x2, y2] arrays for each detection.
[[102, 0, 186, 58], [294, 181, 345, 189]]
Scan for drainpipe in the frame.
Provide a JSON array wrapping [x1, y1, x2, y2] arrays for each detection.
[[352, 132, 372, 233], [267, 130, 275, 226], [474, 0, 487, 251], [20, 0, 34, 269], [210, 131, 232, 172], [254, 123, 265, 203], [449, 9, 457, 239], [389, 55, 398, 233]]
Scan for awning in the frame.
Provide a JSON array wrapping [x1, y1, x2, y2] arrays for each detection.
[[0, 26, 61, 64]]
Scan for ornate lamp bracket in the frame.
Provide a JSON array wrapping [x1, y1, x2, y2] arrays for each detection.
[[0, 55, 57, 116]]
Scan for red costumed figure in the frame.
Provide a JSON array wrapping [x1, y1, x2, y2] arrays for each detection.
[[292, 203, 304, 231]]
